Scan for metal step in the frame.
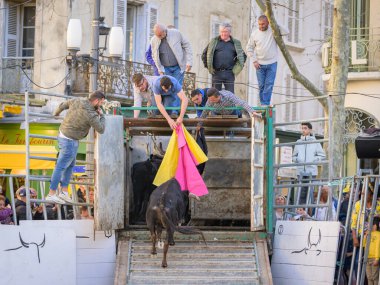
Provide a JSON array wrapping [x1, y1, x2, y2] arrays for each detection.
[[127, 240, 260, 285]]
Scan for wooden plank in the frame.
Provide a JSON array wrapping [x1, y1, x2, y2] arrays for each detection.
[[124, 117, 251, 128], [271, 263, 335, 282], [255, 239, 273, 285], [95, 115, 125, 230], [274, 221, 340, 237], [114, 240, 129, 285]]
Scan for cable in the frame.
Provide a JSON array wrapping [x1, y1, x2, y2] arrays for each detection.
[[0, 0, 33, 10], [17, 65, 70, 89], [1, 55, 67, 70]]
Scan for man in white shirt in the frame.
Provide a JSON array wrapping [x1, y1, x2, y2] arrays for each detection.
[[132, 73, 159, 118], [246, 15, 288, 106]]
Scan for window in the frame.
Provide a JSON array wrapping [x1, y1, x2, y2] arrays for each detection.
[[286, 0, 301, 44], [125, 5, 137, 61], [210, 15, 231, 39], [114, 0, 126, 59], [4, 2, 35, 57], [284, 73, 298, 124], [322, 0, 334, 39]]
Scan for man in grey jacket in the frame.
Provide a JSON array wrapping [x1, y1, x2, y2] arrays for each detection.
[[150, 24, 192, 87], [46, 91, 106, 204], [292, 122, 326, 204]]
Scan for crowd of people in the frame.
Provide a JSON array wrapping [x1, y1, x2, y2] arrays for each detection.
[[0, 177, 95, 225]]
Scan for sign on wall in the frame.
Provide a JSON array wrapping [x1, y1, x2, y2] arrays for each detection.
[[0, 225, 76, 285], [271, 221, 340, 285]]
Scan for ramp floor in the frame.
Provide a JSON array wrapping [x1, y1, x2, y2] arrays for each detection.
[[121, 240, 262, 284]]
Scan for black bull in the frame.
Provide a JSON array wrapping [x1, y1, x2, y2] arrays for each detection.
[[146, 178, 206, 267]]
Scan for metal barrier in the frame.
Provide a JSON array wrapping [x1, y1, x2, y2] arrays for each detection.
[[272, 96, 333, 226], [335, 175, 380, 285], [0, 90, 95, 224]]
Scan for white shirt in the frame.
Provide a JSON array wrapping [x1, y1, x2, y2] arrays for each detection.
[[133, 75, 158, 118], [246, 25, 289, 65]]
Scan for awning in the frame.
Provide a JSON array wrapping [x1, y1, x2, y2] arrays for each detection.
[[0, 144, 57, 170]]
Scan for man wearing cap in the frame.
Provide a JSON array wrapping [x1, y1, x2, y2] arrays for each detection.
[[46, 91, 106, 204], [197, 87, 261, 126]]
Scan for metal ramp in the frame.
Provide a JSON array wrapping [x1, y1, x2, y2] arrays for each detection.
[[114, 232, 272, 285]]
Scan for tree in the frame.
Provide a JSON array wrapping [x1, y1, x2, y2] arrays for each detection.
[[254, 0, 350, 179]]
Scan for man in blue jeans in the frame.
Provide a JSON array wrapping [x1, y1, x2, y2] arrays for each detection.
[[46, 91, 106, 204], [246, 15, 288, 106], [150, 24, 193, 86], [152, 75, 188, 130]]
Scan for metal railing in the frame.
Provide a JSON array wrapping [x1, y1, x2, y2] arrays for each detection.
[[0, 90, 96, 224], [335, 175, 380, 285], [73, 56, 196, 99], [272, 96, 333, 227], [323, 27, 380, 73]]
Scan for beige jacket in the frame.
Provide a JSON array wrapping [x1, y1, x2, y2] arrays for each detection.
[[150, 28, 193, 73]]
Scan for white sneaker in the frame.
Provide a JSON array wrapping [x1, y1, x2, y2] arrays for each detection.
[[45, 194, 65, 204], [58, 192, 73, 204]]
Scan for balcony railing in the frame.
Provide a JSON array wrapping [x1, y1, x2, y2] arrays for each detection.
[[73, 56, 196, 101], [322, 27, 380, 73], [0, 57, 34, 93]]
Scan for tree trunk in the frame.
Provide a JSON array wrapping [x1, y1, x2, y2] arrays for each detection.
[[255, 0, 350, 178], [327, 0, 350, 178]]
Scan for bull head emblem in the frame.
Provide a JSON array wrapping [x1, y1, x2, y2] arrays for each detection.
[[4, 232, 46, 263]]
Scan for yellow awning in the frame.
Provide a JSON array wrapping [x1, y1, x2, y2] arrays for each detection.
[[0, 144, 57, 170]]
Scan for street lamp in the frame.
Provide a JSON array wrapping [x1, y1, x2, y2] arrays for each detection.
[[99, 17, 111, 56], [109, 27, 124, 61], [66, 19, 82, 56]]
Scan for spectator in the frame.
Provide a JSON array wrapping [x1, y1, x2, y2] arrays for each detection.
[[292, 122, 326, 204], [201, 23, 246, 93], [14, 186, 40, 224], [274, 194, 291, 221], [76, 175, 88, 203], [246, 15, 288, 106], [351, 186, 380, 248], [190, 88, 209, 118], [46, 91, 106, 204], [145, 45, 160, 76], [0, 186, 10, 207], [365, 216, 380, 285], [152, 75, 188, 130], [132, 73, 159, 118], [0, 195, 13, 225], [150, 23, 192, 86], [197, 88, 261, 126], [312, 186, 336, 221], [80, 206, 93, 220]]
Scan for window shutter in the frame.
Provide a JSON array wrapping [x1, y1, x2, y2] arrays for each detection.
[[114, 0, 126, 28], [148, 7, 158, 40], [291, 79, 298, 121], [294, 0, 300, 43], [287, 0, 294, 43], [5, 2, 19, 57], [212, 22, 220, 38]]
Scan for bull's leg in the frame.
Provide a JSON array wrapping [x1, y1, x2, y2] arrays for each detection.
[[150, 230, 157, 255], [161, 240, 169, 268], [168, 229, 175, 246]]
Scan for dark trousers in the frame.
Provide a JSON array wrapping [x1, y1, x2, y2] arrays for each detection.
[[212, 70, 235, 93]]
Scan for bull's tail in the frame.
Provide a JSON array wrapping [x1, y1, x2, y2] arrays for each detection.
[[176, 226, 207, 246]]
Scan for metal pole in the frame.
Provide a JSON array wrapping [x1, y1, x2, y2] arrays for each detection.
[[8, 178, 17, 225], [25, 91, 32, 220], [90, 0, 100, 94]]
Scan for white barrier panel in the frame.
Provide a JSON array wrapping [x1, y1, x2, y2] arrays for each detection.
[[21, 220, 116, 285], [0, 225, 76, 285], [271, 221, 340, 285]]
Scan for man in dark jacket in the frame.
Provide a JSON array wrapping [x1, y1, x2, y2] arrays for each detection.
[[46, 91, 106, 204], [202, 23, 246, 93]]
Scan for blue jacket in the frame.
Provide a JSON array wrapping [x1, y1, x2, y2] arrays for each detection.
[[145, 45, 159, 76], [195, 88, 209, 117]]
